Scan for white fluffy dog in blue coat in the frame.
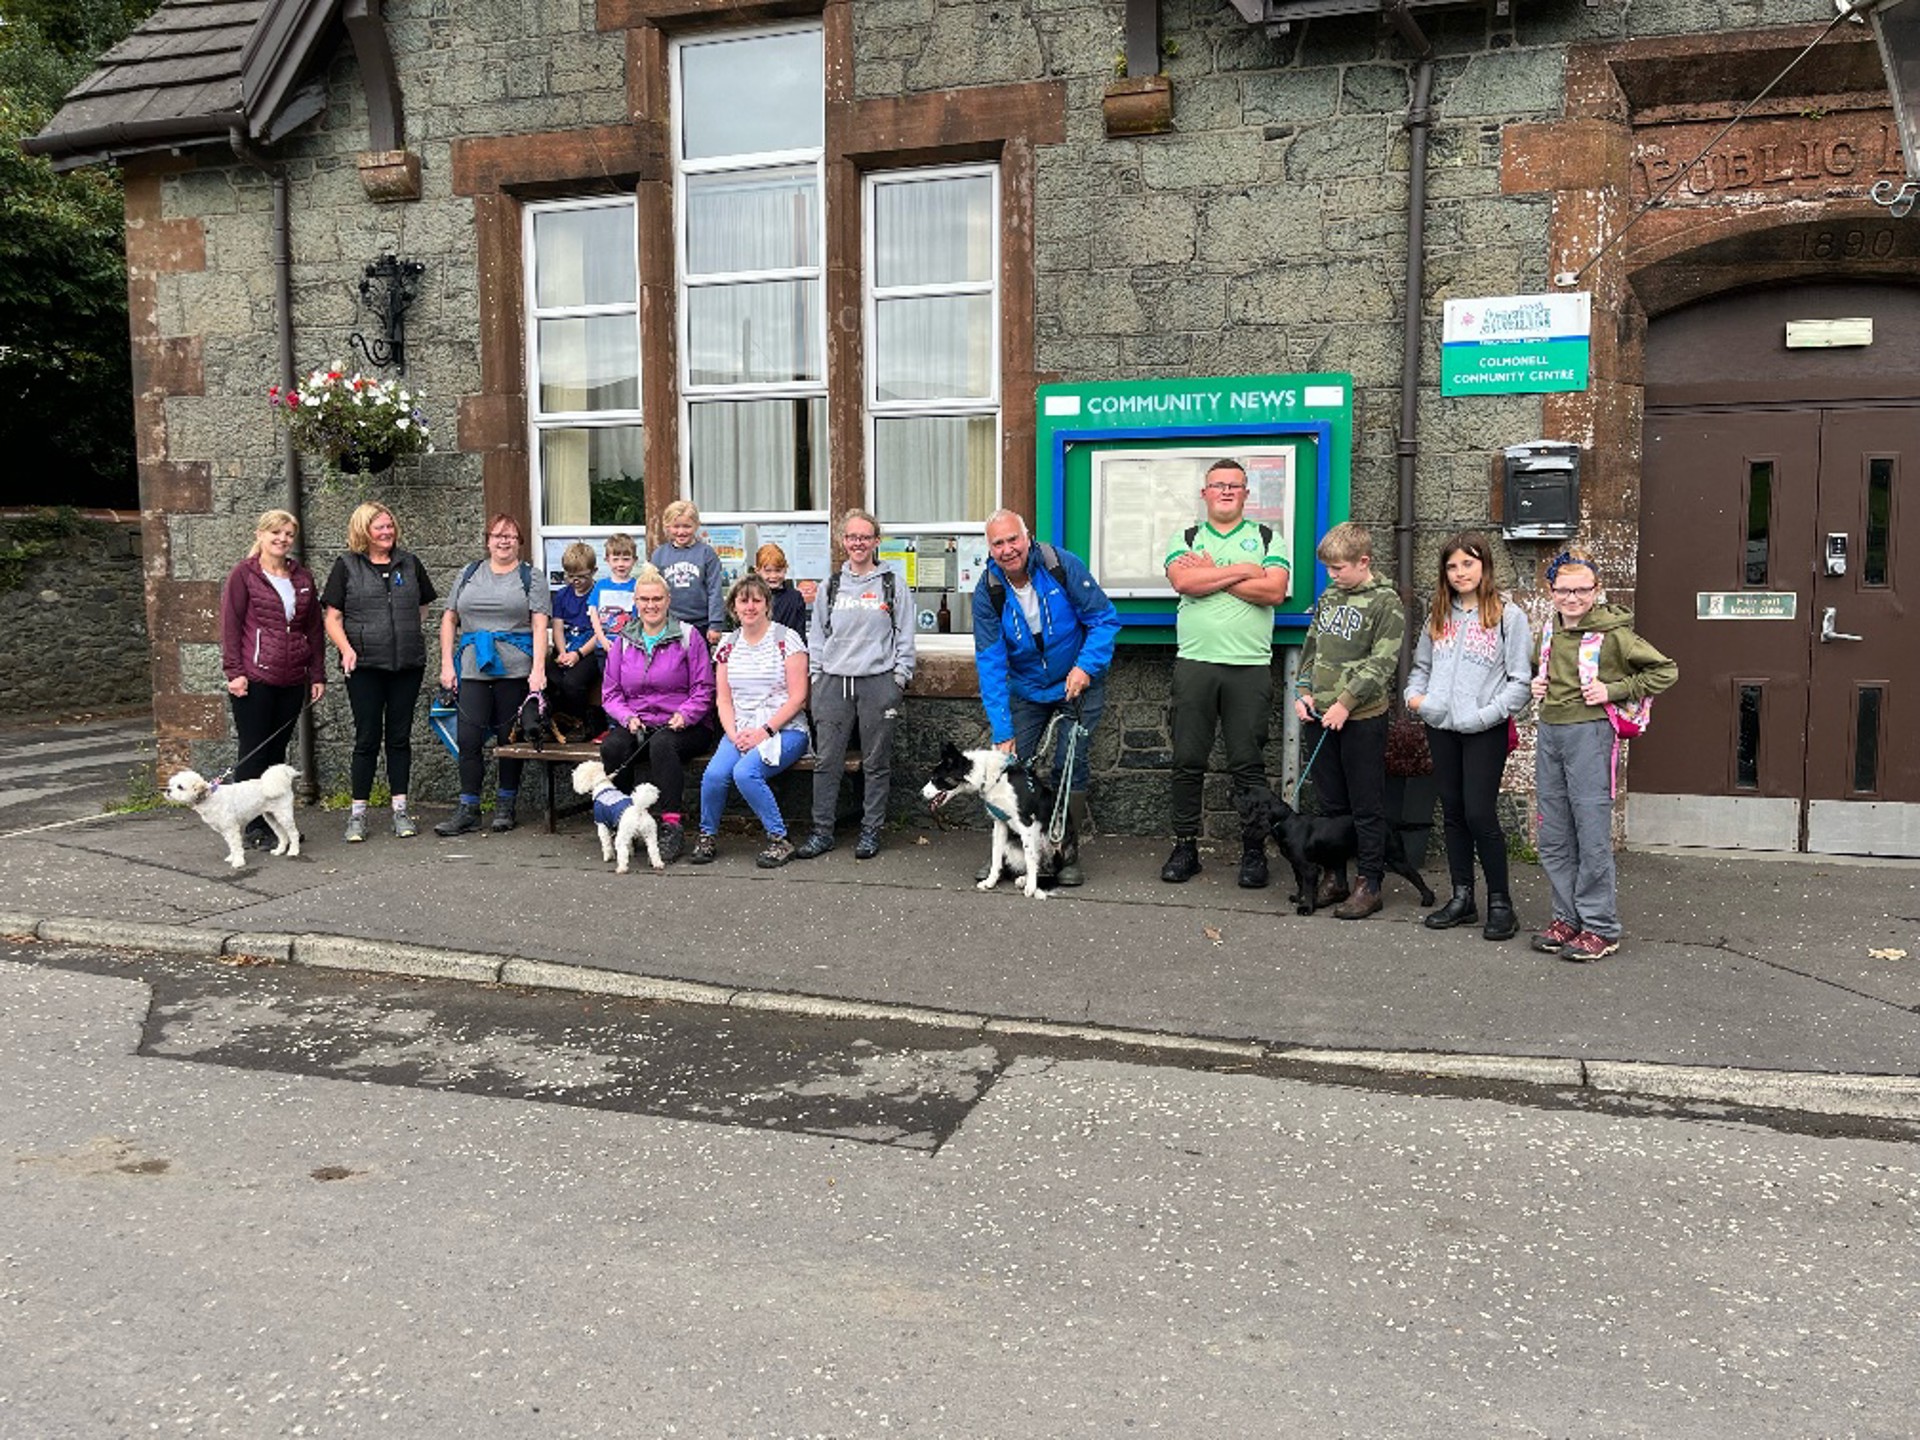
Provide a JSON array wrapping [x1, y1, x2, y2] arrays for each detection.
[[571, 760, 663, 875]]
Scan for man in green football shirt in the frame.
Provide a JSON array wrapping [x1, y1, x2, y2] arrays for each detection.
[[1160, 459, 1292, 887]]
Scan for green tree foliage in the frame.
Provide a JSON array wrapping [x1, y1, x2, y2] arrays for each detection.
[[0, 0, 162, 508]]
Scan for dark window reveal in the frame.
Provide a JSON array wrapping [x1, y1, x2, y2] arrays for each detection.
[[1745, 461, 1772, 587], [1736, 684, 1762, 790], [1865, 458, 1892, 587], [1854, 686, 1883, 794]]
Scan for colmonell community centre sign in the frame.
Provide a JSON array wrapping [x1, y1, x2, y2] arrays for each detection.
[[1441, 292, 1592, 396]]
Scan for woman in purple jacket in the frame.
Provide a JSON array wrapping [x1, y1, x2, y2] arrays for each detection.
[[600, 566, 716, 861], [220, 509, 326, 844]]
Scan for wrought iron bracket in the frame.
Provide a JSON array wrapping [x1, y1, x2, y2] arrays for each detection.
[[349, 253, 425, 374]]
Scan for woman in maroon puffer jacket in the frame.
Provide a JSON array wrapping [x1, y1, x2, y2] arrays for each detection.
[[220, 509, 326, 842]]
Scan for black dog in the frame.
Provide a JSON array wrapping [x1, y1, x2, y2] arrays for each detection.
[[1250, 792, 1437, 917], [507, 690, 558, 750]]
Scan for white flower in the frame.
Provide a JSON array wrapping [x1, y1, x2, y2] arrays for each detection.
[[395, 417, 411, 431]]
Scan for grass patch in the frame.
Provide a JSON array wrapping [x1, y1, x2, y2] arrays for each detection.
[[105, 765, 167, 814]]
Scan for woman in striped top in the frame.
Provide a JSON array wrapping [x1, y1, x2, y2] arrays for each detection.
[[690, 574, 811, 868]]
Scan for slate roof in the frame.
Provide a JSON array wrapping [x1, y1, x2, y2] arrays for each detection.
[[22, 0, 333, 169]]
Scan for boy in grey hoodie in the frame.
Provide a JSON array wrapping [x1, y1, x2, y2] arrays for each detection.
[[793, 510, 917, 861]]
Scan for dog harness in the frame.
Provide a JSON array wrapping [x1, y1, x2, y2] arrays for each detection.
[[591, 782, 634, 828]]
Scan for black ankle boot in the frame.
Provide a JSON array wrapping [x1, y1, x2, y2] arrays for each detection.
[[1424, 884, 1478, 930], [1482, 892, 1519, 941]]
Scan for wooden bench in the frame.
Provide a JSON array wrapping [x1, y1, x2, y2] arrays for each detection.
[[494, 739, 862, 833]]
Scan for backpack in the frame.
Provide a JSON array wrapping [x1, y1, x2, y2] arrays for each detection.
[[1184, 522, 1275, 552], [822, 568, 898, 640], [1537, 625, 1654, 738], [984, 542, 1070, 619], [454, 559, 535, 607]]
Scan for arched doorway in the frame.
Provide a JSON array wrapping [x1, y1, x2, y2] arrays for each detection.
[[1631, 282, 1920, 855]]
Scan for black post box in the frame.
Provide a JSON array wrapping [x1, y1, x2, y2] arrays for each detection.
[[1501, 441, 1581, 540]]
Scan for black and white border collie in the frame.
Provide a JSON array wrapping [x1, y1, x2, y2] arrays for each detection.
[[921, 742, 1078, 900]]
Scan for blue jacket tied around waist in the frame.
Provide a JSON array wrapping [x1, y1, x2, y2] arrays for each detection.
[[972, 545, 1120, 745]]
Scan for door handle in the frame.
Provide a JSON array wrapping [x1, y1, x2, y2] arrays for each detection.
[[1820, 606, 1863, 643]]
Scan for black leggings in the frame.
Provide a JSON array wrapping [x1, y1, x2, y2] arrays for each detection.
[[345, 666, 424, 800], [229, 681, 304, 783], [619, 721, 715, 817], [1305, 711, 1389, 884], [1427, 724, 1512, 894], [455, 677, 529, 798]]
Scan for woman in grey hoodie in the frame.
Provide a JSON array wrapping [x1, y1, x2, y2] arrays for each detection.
[[792, 509, 917, 861], [1405, 531, 1534, 940]]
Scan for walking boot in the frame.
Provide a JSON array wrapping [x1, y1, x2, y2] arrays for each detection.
[[1237, 842, 1269, 889], [1066, 791, 1095, 839], [434, 802, 482, 838], [1312, 868, 1349, 911], [1424, 884, 1478, 930], [1482, 892, 1519, 942], [1159, 838, 1201, 883], [1333, 876, 1382, 920], [490, 795, 518, 833]]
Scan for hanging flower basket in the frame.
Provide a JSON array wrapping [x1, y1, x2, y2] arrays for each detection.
[[269, 364, 432, 483]]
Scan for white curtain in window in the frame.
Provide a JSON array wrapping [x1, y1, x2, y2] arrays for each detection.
[[873, 296, 992, 403], [537, 316, 639, 413], [689, 399, 826, 511], [872, 415, 995, 525], [533, 207, 636, 308], [873, 175, 992, 288], [541, 426, 646, 526], [686, 281, 822, 386], [686, 170, 818, 276]]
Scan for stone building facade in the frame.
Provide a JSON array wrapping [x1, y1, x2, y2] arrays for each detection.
[[29, 0, 1920, 851]]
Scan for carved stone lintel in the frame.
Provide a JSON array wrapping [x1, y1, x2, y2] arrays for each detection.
[[357, 150, 422, 203], [1103, 76, 1174, 139]]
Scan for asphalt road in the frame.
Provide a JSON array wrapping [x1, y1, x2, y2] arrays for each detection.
[[5, 942, 1916, 1438]]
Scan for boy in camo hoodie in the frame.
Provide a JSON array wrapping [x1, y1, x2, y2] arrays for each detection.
[[1292, 522, 1406, 919]]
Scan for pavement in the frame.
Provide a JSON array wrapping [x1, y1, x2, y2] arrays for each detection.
[[3, 711, 1920, 1121]]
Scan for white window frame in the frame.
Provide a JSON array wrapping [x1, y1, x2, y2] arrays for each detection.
[[523, 194, 644, 574], [671, 23, 829, 529], [863, 162, 1002, 539]]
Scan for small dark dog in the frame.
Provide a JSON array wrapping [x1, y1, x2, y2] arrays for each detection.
[[1249, 792, 1437, 916], [507, 690, 561, 749]]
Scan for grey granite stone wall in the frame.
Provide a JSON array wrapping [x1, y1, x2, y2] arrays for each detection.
[[0, 517, 149, 721]]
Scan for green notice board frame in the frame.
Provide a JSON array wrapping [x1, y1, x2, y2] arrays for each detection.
[[1035, 373, 1352, 641]]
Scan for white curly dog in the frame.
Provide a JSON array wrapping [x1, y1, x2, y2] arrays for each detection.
[[165, 764, 302, 870], [571, 760, 664, 875]]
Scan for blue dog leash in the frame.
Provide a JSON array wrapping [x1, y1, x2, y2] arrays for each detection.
[[1290, 725, 1331, 806]]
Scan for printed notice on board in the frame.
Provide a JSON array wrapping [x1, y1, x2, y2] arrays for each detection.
[[1091, 447, 1296, 597]]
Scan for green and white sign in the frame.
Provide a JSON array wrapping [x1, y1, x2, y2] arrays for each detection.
[[1441, 291, 1591, 396], [1697, 591, 1799, 620]]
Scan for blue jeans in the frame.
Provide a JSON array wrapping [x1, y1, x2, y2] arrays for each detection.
[[700, 729, 808, 837], [1009, 674, 1106, 794]]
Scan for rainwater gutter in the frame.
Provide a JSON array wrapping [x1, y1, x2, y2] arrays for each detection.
[[1387, 2, 1435, 685]]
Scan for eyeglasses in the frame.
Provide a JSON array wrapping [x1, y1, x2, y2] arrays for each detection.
[[1551, 585, 1596, 598], [844, 532, 878, 544], [488, 532, 518, 542], [1204, 483, 1248, 494]]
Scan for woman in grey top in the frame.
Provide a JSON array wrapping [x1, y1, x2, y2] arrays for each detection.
[[1405, 531, 1533, 940], [434, 513, 550, 836]]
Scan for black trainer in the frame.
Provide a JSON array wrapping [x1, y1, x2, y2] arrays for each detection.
[[1160, 839, 1201, 883], [854, 829, 882, 860], [658, 820, 685, 863]]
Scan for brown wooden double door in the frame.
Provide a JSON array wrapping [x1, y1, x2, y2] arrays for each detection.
[[1634, 404, 1918, 855]]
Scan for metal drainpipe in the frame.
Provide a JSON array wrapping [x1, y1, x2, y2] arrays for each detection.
[[232, 130, 318, 803], [1387, 4, 1435, 687]]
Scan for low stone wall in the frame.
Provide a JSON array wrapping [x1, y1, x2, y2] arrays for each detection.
[[0, 512, 150, 721]]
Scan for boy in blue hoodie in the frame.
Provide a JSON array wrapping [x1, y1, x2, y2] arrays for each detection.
[[971, 509, 1119, 885]]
